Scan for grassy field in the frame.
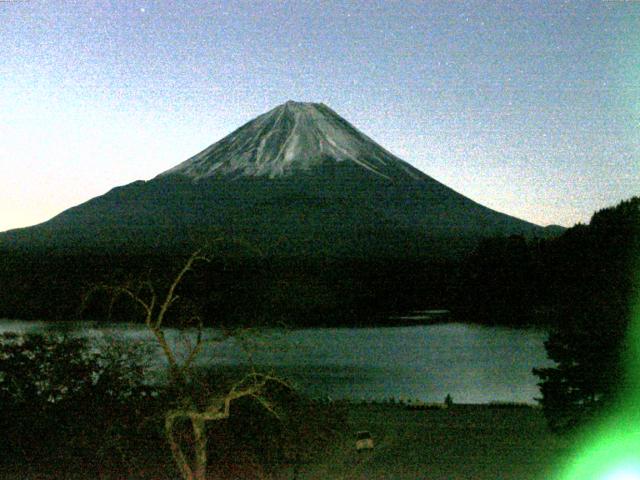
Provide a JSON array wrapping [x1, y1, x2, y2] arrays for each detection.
[[0, 403, 575, 479], [285, 402, 574, 480]]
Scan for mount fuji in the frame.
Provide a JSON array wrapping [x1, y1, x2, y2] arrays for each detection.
[[1, 101, 547, 258]]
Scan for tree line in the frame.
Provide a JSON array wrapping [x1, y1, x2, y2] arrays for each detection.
[[0, 198, 636, 333]]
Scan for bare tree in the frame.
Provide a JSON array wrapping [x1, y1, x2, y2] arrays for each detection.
[[86, 249, 288, 480]]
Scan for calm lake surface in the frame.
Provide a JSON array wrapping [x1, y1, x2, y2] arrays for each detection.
[[0, 320, 552, 404]]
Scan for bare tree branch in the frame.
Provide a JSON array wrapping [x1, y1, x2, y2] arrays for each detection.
[[180, 317, 204, 376], [155, 250, 210, 330], [83, 246, 290, 480]]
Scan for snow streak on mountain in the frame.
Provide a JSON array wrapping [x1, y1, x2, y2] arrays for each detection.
[[159, 101, 424, 181]]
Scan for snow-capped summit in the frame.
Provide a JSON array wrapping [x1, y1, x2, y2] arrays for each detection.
[[159, 101, 423, 181]]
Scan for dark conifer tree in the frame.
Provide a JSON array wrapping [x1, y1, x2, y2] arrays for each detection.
[[533, 197, 639, 432]]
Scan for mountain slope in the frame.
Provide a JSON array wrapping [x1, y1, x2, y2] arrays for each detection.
[[0, 101, 546, 257]]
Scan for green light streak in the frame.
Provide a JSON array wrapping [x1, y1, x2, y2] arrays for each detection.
[[556, 257, 640, 480]]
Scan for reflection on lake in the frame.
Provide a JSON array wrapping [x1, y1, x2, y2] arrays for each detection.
[[0, 319, 552, 404]]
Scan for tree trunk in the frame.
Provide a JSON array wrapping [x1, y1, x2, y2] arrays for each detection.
[[165, 413, 195, 480], [192, 416, 208, 480]]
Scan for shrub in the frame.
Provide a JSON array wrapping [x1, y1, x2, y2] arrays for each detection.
[[0, 331, 161, 469]]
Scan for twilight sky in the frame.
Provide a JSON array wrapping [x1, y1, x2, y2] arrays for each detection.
[[1, 0, 638, 232]]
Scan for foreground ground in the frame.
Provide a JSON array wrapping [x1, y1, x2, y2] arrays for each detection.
[[284, 402, 573, 480], [0, 403, 574, 479]]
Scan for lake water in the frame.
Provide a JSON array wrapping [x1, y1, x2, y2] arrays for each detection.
[[0, 319, 552, 404]]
